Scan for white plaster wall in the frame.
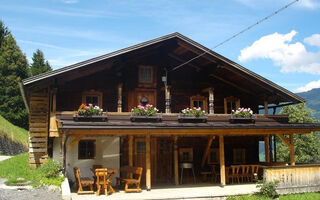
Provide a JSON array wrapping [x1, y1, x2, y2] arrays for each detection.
[[53, 136, 120, 185]]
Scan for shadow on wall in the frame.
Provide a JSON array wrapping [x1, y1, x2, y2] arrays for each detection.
[[0, 135, 27, 155]]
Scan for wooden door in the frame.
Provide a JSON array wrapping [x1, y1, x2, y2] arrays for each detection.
[[134, 137, 157, 186], [156, 138, 173, 183], [128, 88, 157, 110]]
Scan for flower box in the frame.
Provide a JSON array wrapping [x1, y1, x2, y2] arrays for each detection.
[[178, 114, 208, 123], [73, 114, 108, 122], [229, 115, 255, 124], [130, 113, 162, 122]]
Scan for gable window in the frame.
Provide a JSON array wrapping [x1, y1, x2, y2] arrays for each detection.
[[139, 66, 153, 83], [190, 95, 207, 112], [78, 140, 96, 159], [224, 96, 240, 114], [82, 91, 102, 108]]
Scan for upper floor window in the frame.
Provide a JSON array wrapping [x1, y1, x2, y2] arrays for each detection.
[[138, 66, 156, 88], [78, 140, 96, 159], [190, 95, 207, 112], [82, 90, 102, 108], [224, 96, 240, 114]]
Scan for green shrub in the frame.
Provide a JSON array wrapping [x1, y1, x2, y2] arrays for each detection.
[[257, 179, 280, 199], [36, 158, 62, 178]]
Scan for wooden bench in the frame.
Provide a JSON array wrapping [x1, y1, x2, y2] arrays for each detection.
[[117, 166, 143, 193], [73, 167, 94, 194]]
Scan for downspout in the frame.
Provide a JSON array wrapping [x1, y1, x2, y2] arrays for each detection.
[[63, 130, 70, 176], [18, 82, 29, 113]]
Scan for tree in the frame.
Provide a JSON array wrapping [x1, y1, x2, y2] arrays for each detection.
[[276, 103, 320, 163], [0, 21, 30, 129], [30, 49, 52, 76]]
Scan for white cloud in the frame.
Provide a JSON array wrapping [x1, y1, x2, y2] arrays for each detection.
[[304, 34, 320, 47], [235, 0, 320, 9], [238, 30, 320, 75], [299, 0, 320, 9], [295, 80, 320, 92]]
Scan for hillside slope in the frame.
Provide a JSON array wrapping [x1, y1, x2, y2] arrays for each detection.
[[0, 115, 28, 155], [297, 88, 320, 120]]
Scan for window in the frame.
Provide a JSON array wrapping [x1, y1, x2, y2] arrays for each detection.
[[190, 95, 207, 112], [78, 140, 95, 159], [259, 141, 266, 162], [233, 148, 246, 164], [179, 148, 193, 162], [139, 66, 153, 83], [208, 148, 219, 164], [136, 141, 146, 153], [224, 96, 240, 114], [82, 91, 102, 108]]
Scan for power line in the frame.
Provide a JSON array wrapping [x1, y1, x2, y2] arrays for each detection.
[[170, 0, 299, 72]]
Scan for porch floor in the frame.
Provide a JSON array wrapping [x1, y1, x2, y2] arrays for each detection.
[[70, 183, 259, 200]]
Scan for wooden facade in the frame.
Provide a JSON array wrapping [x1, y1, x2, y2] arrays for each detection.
[[20, 33, 320, 189]]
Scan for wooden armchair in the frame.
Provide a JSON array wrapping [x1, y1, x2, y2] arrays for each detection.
[[95, 168, 112, 196], [117, 166, 143, 193], [73, 167, 94, 194]]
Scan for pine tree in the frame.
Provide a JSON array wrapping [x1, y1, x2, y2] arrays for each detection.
[[0, 21, 30, 129], [30, 49, 52, 76]]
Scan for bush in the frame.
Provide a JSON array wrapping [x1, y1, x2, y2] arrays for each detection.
[[36, 158, 62, 178], [256, 179, 279, 199]]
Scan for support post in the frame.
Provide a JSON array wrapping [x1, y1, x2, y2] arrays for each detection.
[[264, 101, 268, 115], [173, 136, 179, 185], [264, 135, 270, 163], [165, 85, 171, 113], [129, 136, 133, 167], [201, 136, 215, 168], [117, 84, 123, 112], [289, 134, 295, 166], [209, 88, 214, 114], [146, 135, 151, 190], [219, 135, 226, 186]]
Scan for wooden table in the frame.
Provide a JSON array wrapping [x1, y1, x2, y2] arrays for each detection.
[[92, 168, 118, 195]]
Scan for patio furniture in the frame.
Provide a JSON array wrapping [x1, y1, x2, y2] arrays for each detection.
[[95, 168, 113, 195], [73, 167, 94, 194], [179, 162, 196, 184], [227, 165, 241, 184], [249, 165, 260, 182], [210, 165, 220, 183], [117, 166, 143, 193]]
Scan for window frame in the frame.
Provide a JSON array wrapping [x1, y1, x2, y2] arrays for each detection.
[[224, 96, 240, 114], [190, 95, 208, 112], [208, 148, 219, 164], [78, 140, 96, 160], [179, 148, 193, 162], [233, 148, 246, 164], [138, 65, 156, 87], [82, 90, 103, 108]]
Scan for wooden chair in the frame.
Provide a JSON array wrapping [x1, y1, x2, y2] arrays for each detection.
[[117, 166, 143, 193], [73, 167, 94, 194], [96, 168, 114, 196], [249, 165, 260, 182], [227, 166, 240, 184], [241, 165, 250, 183], [210, 165, 220, 183]]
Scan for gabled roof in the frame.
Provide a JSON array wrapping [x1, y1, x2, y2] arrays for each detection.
[[21, 32, 304, 103]]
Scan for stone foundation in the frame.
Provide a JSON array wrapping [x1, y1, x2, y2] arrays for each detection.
[[0, 135, 27, 155]]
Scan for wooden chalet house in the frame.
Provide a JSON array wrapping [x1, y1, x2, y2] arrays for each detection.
[[20, 33, 320, 191]]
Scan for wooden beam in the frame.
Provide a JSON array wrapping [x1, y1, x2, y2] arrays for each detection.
[[168, 53, 201, 71], [146, 135, 151, 190], [264, 101, 269, 115], [289, 134, 295, 166], [276, 134, 291, 148], [129, 136, 133, 167], [201, 136, 215, 168], [219, 135, 226, 186], [173, 136, 179, 185], [264, 135, 270, 163], [209, 88, 214, 114], [67, 128, 315, 137], [66, 135, 84, 152], [210, 74, 256, 96]]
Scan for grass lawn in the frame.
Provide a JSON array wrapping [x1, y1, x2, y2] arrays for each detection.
[[0, 153, 64, 187], [227, 192, 320, 200], [0, 115, 28, 147]]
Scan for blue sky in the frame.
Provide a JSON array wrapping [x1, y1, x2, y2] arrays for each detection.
[[1, 0, 320, 93]]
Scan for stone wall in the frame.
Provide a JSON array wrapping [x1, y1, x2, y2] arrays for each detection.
[[0, 135, 27, 155]]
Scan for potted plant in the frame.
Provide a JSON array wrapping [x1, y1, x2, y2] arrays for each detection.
[[230, 107, 255, 123], [130, 104, 162, 122], [73, 104, 108, 122], [179, 107, 208, 123]]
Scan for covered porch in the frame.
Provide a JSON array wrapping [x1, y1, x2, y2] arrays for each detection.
[[54, 113, 320, 193]]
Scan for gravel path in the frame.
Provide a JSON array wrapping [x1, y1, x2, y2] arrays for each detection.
[[0, 188, 62, 200]]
